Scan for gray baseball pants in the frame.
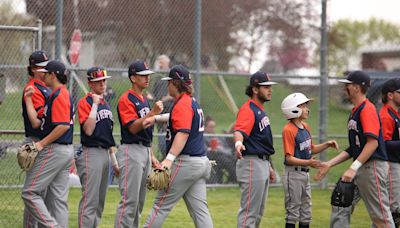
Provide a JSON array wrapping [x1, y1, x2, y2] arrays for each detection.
[[143, 155, 213, 228], [76, 146, 110, 228], [236, 156, 271, 228], [283, 166, 312, 225], [330, 159, 395, 228], [21, 143, 74, 228], [114, 143, 151, 228]]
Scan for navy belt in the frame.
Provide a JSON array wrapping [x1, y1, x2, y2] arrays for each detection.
[[132, 141, 151, 147], [295, 167, 309, 172], [244, 154, 270, 161]]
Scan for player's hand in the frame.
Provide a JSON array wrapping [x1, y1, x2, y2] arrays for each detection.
[[35, 141, 44, 152], [151, 157, 162, 169], [235, 144, 245, 160], [341, 168, 356, 182], [308, 156, 321, 168], [326, 140, 339, 151], [91, 93, 101, 105], [112, 165, 120, 178], [269, 166, 276, 183], [143, 117, 156, 129], [161, 159, 173, 170], [152, 101, 164, 115], [314, 162, 330, 181], [24, 86, 35, 98]]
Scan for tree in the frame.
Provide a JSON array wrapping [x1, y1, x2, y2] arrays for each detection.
[[327, 18, 400, 74]]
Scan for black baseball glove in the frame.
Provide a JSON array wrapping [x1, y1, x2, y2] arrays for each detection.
[[331, 178, 355, 207]]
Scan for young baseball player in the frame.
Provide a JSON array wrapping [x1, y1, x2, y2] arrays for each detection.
[[22, 50, 50, 227], [76, 66, 117, 227], [315, 71, 394, 227], [379, 78, 400, 227], [22, 60, 74, 227], [143, 65, 213, 228], [281, 93, 339, 228], [233, 71, 277, 228], [114, 60, 162, 228]]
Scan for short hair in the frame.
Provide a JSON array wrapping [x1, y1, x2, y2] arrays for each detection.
[[245, 85, 258, 97]]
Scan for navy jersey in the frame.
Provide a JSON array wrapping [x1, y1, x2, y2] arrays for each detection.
[[165, 93, 206, 156], [78, 94, 116, 148], [41, 85, 74, 144], [117, 90, 153, 145], [346, 99, 387, 161], [380, 104, 400, 162], [233, 99, 275, 156], [282, 122, 313, 164], [22, 78, 50, 138]]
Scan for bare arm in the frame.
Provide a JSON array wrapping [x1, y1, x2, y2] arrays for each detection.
[[128, 101, 163, 134], [233, 131, 245, 159], [285, 155, 321, 168], [24, 87, 42, 129], [35, 125, 70, 151], [311, 140, 339, 154], [161, 132, 189, 169], [82, 94, 100, 136]]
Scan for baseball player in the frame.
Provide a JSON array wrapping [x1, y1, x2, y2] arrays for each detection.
[[315, 71, 394, 227], [379, 78, 400, 227], [281, 93, 339, 228], [22, 60, 74, 227], [114, 60, 162, 228], [76, 67, 116, 227], [233, 71, 277, 228], [143, 65, 213, 228], [21, 50, 51, 227]]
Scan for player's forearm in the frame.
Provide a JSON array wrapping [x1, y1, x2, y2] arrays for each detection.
[[82, 118, 96, 136], [233, 131, 244, 144], [327, 151, 351, 167], [167, 132, 189, 157], [355, 138, 378, 164], [25, 97, 42, 128], [37, 125, 70, 148], [285, 155, 312, 166], [128, 118, 146, 134]]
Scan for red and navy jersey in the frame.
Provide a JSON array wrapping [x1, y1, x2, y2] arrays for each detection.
[[78, 94, 116, 148], [165, 93, 206, 156], [380, 104, 400, 162], [22, 78, 50, 138], [41, 85, 74, 144], [233, 99, 275, 156], [117, 90, 153, 145], [282, 122, 313, 165], [346, 99, 387, 161]]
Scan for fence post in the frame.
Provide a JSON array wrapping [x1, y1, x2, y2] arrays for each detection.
[[319, 0, 329, 189], [55, 0, 63, 60], [37, 19, 42, 50], [194, 0, 202, 102]]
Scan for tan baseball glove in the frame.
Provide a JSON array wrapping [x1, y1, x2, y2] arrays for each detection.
[[17, 142, 39, 171], [147, 167, 171, 190]]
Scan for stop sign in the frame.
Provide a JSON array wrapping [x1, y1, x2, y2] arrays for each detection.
[[69, 29, 82, 66]]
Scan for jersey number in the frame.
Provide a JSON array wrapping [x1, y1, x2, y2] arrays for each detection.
[[197, 109, 204, 132]]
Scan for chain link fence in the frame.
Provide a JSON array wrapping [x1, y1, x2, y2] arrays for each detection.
[[1, 0, 400, 227]]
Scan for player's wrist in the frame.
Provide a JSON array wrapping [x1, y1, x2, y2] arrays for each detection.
[[350, 160, 362, 172], [89, 103, 98, 119], [235, 141, 243, 149], [166, 153, 176, 162]]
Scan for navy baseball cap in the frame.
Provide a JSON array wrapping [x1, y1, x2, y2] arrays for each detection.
[[250, 71, 277, 86], [29, 50, 49, 67], [128, 60, 154, 76], [37, 60, 67, 75], [87, 66, 111, 81], [161, 65, 192, 84], [382, 78, 400, 94], [338, 70, 370, 86]]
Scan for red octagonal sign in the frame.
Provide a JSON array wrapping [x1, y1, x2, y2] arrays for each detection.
[[69, 29, 82, 66]]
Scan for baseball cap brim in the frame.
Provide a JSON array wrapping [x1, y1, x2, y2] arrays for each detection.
[[36, 68, 49, 73], [35, 61, 49, 67], [161, 77, 173, 81], [338, 79, 352, 84], [136, 70, 155, 75], [258, 81, 277, 86], [89, 75, 112, 81]]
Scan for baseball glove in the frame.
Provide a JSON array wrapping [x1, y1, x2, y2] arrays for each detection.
[[17, 142, 39, 171], [147, 167, 171, 190], [331, 178, 355, 207]]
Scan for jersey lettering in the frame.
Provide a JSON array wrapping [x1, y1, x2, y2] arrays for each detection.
[[97, 109, 113, 123], [138, 107, 150, 118], [197, 109, 205, 132], [348, 119, 358, 132], [259, 116, 270, 132]]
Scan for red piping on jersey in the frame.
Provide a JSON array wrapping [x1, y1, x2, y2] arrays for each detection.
[[374, 161, 390, 227], [117, 146, 129, 228], [28, 145, 53, 228], [79, 148, 89, 228], [147, 158, 183, 227], [242, 159, 252, 228]]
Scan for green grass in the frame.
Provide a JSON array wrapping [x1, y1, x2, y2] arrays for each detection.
[[0, 187, 371, 228]]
